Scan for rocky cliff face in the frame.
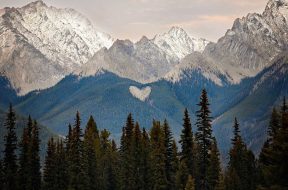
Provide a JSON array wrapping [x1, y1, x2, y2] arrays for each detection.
[[77, 27, 210, 84], [209, 0, 288, 80], [169, 0, 288, 85], [0, 0, 114, 95], [77, 37, 175, 83]]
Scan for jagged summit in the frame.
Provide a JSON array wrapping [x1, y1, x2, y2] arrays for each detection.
[[137, 36, 150, 43], [165, 0, 288, 85], [168, 26, 188, 36], [2, 0, 287, 95], [153, 26, 210, 59], [0, 1, 115, 95], [76, 26, 209, 84], [265, 0, 288, 10], [25, 0, 46, 7]]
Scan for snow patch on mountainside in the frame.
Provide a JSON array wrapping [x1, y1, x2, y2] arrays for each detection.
[[129, 86, 152, 101]]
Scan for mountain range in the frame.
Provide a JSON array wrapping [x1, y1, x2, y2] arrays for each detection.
[[0, 0, 288, 159]]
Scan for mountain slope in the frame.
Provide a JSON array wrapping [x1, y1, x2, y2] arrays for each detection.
[[15, 72, 185, 138], [172, 0, 288, 86], [11, 53, 288, 157], [76, 37, 176, 83], [0, 0, 114, 95], [213, 55, 288, 156], [76, 27, 210, 84]]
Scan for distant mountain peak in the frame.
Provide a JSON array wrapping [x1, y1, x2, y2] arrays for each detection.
[[138, 36, 150, 43], [153, 27, 209, 59], [0, 0, 115, 95], [264, 0, 288, 19], [266, 0, 287, 9], [168, 26, 188, 35], [23, 0, 47, 8]]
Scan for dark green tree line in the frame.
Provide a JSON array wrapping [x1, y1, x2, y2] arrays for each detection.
[[2, 92, 287, 190]]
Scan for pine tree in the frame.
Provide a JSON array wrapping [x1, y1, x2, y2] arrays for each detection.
[[258, 98, 288, 189], [3, 104, 18, 190], [55, 139, 68, 190], [0, 160, 4, 190], [231, 118, 241, 146], [150, 120, 167, 190], [30, 120, 41, 190], [245, 150, 257, 190], [141, 128, 151, 190], [83, 116, 100, 190], [207, 138, 221, 190], [170, 140, 179, 190], [43, 138, 68, 190], [119, 113, 136, 190], [226, 118, 256, 190], [43, 138, 57, 190], [18, 115, 33, 190], [65, 124, 73, 189], [99, 129, 118, 190], [215, 174, 225, 190], [110, 139, 120, 190], [267, 108, 281, 143], [179, 108, 195, 185], [68, 111, 86, 190], [133, 122, 143, 189], [224, 168, 241, 190], [66, 123, 73, 154], [176, 159, 189, 190], [163, 119, 177, 189], [281, 96, 288, 128], [258, 108, 281, 185], [185, 175, 196, 190], [195, 89, 213, 190]]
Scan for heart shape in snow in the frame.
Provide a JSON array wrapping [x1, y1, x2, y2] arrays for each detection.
[[129, 86, 152, 102]]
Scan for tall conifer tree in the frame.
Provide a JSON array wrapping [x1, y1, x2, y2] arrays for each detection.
[[119, 113, 136, 190], [55, 140, 68, 190], [163, 119, 177, 189], [43, 138, 57, 190], [141, 128, 151, 190], [195, 89, 213, 190], [83, 116, 100, 190], [179, 109, 195, 182], [30, 120, 41, 190], [0, 160, 4, 190], [150, 120, 167, 190], [133, 122, 143, 189], [18, 115, 33, 190], [226, 118, 256, 190], [207, 138, 221, 190], [68, 111, 86, 190], [3, 104, 18, 190], [259, 98, 288, 188], [185, 175, 196, 190]]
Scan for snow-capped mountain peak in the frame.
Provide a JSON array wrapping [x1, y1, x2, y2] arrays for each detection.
[[168, 26, 189, 37], [0, 1, 115, 95], [153, 26, 210, 60]]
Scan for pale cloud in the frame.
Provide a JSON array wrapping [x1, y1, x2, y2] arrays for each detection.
[[0, 0, 268, 41]]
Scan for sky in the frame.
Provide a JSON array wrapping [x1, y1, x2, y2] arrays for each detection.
[[0, 0, 268, 42]]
